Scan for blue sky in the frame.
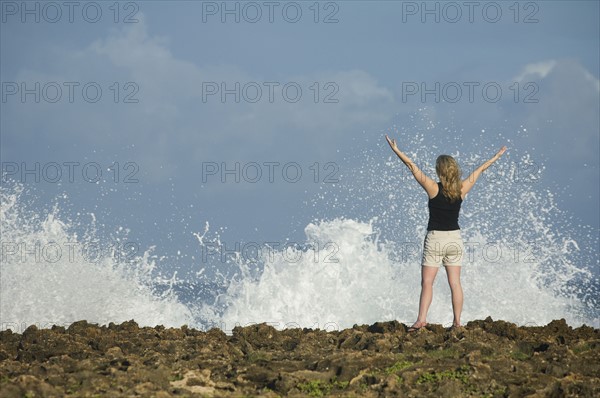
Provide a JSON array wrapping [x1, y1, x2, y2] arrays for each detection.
[[1, 1, 598, 277]]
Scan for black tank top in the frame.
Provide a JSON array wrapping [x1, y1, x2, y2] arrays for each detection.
[[427, 182, 462, 231]]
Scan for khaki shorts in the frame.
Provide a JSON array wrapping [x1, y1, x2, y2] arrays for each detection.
[[422, 230, 464, 267]]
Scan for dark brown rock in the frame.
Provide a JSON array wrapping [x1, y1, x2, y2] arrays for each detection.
[[1, 318, 598, 397]]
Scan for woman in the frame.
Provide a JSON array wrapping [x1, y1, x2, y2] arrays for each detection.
[[385, 134, 507, 331]]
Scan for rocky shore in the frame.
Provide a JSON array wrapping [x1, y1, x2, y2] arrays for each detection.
[[1, 318, 598, 397]]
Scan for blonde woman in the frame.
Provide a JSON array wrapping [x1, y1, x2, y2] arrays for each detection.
[[385, 135, 507, 331]]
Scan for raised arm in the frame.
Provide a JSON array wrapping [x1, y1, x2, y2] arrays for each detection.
[[461, 146, 507, 199], [385, 135, 438, 198]]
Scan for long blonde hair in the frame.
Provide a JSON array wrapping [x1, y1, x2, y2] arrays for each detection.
[[436, 155, 462, 203]]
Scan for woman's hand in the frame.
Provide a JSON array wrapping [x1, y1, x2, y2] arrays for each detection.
[[484, 146, 506, 165], [385, 135, 399, 152], [461, 145, 508, 198], [385, 134, 438, 197], [494, 146, 507, 159]]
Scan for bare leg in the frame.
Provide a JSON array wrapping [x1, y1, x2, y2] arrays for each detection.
[[445, 265, 463, 327], [412, 265, 439, 328]]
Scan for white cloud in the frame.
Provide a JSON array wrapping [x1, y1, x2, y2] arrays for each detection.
[[513, 60, 558, 82], [5, 14, 400, 182]]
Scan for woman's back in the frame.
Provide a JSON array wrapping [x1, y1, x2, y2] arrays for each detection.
[[427, 182, 462, 231]]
